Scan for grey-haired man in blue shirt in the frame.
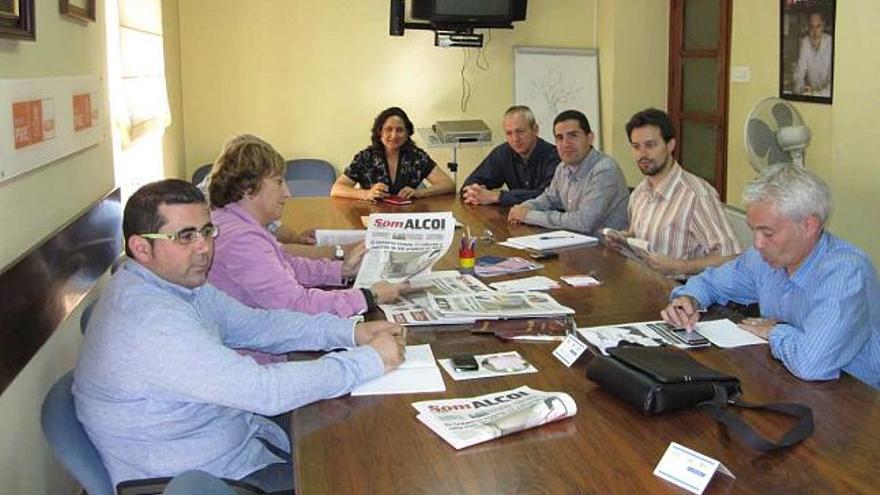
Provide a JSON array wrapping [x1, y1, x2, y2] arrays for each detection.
[[663, 166, 878, 387], [73, 179, 405, 493]]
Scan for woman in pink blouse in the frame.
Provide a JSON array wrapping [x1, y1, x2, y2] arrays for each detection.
[[207, 134, 404, 319]]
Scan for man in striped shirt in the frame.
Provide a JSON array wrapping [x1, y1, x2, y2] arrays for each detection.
[[663, 166, 879, 388], [611, 108, 741, 276]]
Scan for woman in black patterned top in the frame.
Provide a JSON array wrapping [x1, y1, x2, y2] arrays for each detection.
[[331, 107, 455, 201]]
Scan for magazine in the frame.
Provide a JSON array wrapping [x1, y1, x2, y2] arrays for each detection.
[[354, 212, 455, 288], [412, 386, 577, 449], [473, 256, 542, 277], [470, 316, 576, 342]]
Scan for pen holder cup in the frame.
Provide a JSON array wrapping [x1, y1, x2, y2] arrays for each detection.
[[459, 247, 476, 269]]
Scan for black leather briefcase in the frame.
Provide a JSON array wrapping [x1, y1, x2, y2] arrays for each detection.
[[586, 344, 814, 452]]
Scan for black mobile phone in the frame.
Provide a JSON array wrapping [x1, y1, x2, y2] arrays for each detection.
[[672, 328, 710, 346], [529, 251, 559, 261], [451, 354, 479, 372]]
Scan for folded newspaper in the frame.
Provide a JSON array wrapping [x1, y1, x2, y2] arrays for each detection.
[[380, 272, 492, 326], [354, 212, 455, 288], [412, 386, 577, 449], [428, 291, 575, 319]]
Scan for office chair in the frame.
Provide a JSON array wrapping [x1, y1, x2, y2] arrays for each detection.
[[722, 204, 754, 248], [284, 159, 336, 197], [41, 371, 115, 495], [80, 299, 97, 334], [191, 164, 213, 186]]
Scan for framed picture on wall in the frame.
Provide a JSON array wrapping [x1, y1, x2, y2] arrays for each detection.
[[0, 0, 35, 40], [60, 0, 96, 23], [780, 0, 835, 104]]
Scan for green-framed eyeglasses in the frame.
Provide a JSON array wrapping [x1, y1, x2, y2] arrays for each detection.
[[140, 224, 219, 244]]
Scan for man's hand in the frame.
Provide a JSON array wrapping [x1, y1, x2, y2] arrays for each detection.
[[645, 253, 688, 275], [354, 320, 404, 345], [508, 204, 530, 224], [397, 186, 418, 199], [362, 183, 389, 201], [462, 184, 501, 205], [738, 317, 778, 339], [355, 321, 406, 372], [660, 295, 701, 331], [296, 228, 317, 245], [341, 241, 366, 278], [602, 228, 628, 251], [370, 281, 409, 303]]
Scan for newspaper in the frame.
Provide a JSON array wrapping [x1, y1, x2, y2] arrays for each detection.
[[576, 320, 712, 354], [412, 386, 577, 449], [428, 291, 575, 318], [380, 272, 491, 326], [354, 212, 455, 288]]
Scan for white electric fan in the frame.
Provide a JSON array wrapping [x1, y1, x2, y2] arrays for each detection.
[[744, 97, 812, 172]]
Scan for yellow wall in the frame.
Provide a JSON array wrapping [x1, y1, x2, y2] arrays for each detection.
[[177, 0, 602, 183], [0, 1, 113, 492], [728, 0, 880, 263], [598, 0, 669, 186]]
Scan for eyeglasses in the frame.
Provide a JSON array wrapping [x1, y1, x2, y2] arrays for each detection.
[[140, 224, 219, 244]]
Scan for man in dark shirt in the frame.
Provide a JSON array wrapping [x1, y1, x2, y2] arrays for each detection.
[[460, 105, 559, 206]]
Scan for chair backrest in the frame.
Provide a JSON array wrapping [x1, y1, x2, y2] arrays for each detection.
[[41, 371, 115, 495], [80, 299, 97, 334], [723, 204, 753, 249], [191, 164, 213, 186], [284, 159, 336, 197]]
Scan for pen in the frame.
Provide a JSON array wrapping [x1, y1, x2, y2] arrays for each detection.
[[539, 235, 574, 240]]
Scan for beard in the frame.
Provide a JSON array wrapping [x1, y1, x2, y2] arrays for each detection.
[[639, 158, 667, 176]]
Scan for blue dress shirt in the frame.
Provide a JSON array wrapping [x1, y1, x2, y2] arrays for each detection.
[[672, 232, 879, 388], [73, 260, 384, 487]]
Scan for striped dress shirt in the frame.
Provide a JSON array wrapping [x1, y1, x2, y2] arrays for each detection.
[[629, 162, 741, 260], [672, 232, 880, 388]]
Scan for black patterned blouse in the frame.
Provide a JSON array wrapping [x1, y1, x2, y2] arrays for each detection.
[[342, 144, 437, 195]]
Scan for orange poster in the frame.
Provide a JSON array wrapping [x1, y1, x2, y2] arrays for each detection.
[[73, 93, 93, 131], [13, 100, 41, 149], [12, 99, 55, 150]]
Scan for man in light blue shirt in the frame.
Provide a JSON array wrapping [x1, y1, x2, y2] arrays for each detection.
[[508, 110, 629, 234], [73, 179, 405, 492], [663, 166, 879, 388]]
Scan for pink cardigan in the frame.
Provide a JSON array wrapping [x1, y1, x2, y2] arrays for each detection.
[[209, 203, 367, 317]]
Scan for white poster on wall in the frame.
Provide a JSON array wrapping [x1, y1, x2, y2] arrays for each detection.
[[0, 75, 104, 184], [514, 47, 602, 150]]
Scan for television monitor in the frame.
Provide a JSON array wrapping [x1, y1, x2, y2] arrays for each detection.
[[412, 0, 527, 29]]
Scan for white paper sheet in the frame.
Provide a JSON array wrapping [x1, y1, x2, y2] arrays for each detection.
[[313, 229, 366, 246], [694, 319, 768, 348], [350, 344, 446, 396]]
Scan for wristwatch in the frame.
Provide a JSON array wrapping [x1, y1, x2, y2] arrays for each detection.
[[360, 288, 377, 310]]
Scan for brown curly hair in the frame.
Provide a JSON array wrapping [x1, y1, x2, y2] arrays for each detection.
[[208, 134, 286, 208]]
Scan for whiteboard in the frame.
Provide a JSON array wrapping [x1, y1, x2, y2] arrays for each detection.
[[514, 47, 602, 150]]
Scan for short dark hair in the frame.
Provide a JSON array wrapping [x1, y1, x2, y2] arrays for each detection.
[[553, 110, 592, 135], [123, 179, 206, 257], [625, 108, 675, 143], [370, 107, 414, 153]]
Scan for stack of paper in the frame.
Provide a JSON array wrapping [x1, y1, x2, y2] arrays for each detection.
[[489, 276, 559, 292], [351, 344, 446, 396], [500, 230, 598, 252], [474, 256, 542, 277], [379, 272, 493, 326]]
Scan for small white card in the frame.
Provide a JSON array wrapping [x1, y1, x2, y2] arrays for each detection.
[[552, 334, 588, 367], [654, 442, 735, 494], [560, 275, 602, 287]]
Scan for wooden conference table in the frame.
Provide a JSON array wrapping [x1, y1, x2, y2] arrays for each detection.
[[281, 196, 879, 494]]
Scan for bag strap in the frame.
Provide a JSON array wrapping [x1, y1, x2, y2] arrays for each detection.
[[698, 384, 814, 453]]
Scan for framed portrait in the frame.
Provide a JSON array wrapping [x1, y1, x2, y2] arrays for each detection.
[[780, 0, 836, 104], [60, 0, 96, 23], [0, 0, 35, 40]]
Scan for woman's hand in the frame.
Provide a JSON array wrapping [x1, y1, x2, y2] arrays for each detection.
[[363, 183, 389, 201], [397, 186, 418, 199]]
